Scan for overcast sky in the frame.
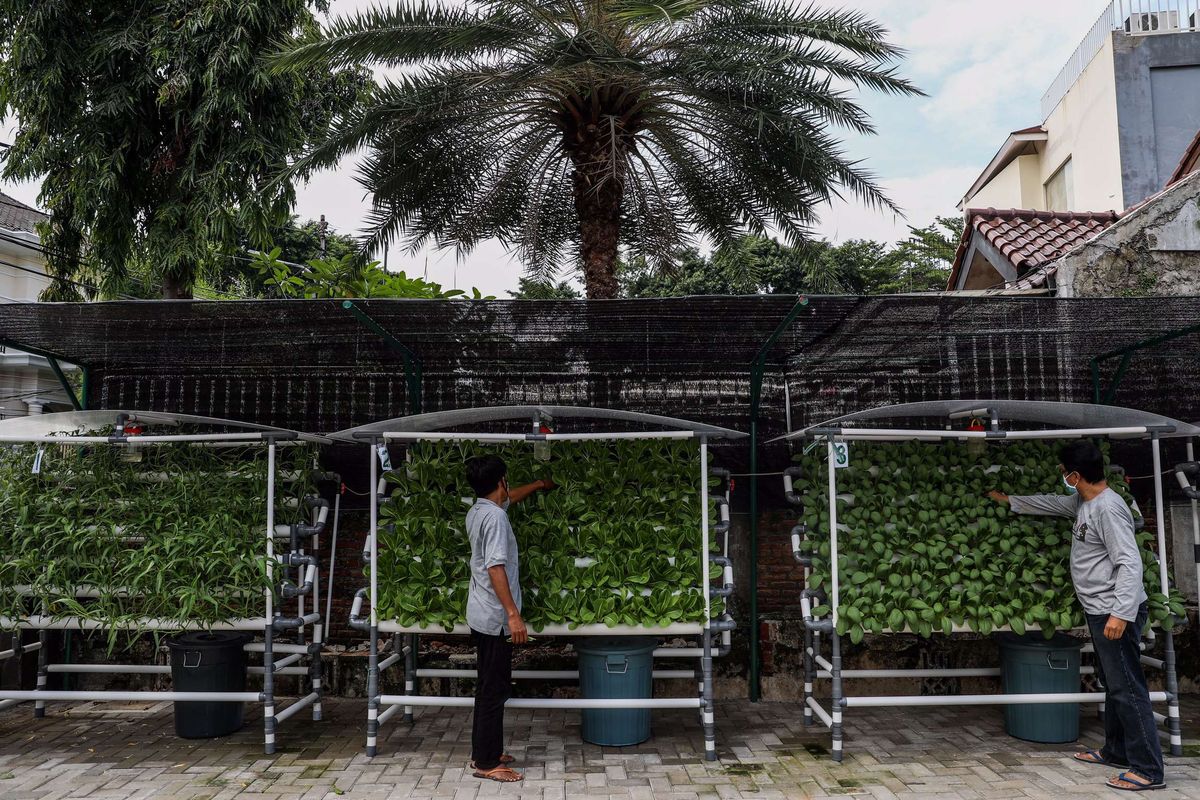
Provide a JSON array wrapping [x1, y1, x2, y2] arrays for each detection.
[[1, 0, 1106, 296]]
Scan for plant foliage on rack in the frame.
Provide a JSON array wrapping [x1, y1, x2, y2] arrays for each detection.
[[376, 439, 721, 631], [0, 436, 317, 647], [793, 440, 1187, 644]]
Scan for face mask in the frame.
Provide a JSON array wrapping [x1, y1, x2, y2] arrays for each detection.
[[1063, 474, 1078, 495], [501, 480, 511, 511]]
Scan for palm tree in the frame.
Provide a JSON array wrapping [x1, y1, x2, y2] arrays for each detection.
[[276, 0, 921, 298]]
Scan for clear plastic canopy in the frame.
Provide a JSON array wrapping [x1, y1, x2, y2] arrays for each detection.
[[0, 410, 328, 443], [330, 405, 746, 442], [772, 399, 1200, 442]]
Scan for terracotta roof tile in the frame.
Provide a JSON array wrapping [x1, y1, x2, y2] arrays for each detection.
[[1168, 127, 1200, 187], [0, 191, 47, 234], [947, 208, 1119, 290]]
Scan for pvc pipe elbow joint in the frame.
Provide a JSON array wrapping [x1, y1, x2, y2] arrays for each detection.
[[1175, 462, 1200, 499], [783, 466, 804, 507]]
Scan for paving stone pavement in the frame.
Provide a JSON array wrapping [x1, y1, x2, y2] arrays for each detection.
[[0, 696, 1196, 799]]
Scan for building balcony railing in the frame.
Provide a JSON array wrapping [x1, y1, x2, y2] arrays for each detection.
[[1041, 0, 1199, 119]]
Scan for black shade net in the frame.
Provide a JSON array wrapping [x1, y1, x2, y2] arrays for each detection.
[[0, 295, 1197, 451]]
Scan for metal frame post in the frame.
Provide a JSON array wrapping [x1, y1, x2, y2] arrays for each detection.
[[700, 436, 716, 760], [366, 438, 381, 756], [263, 441, 277, 755], [1150, 434, 1182, 756], [826, 434, 844, 761]]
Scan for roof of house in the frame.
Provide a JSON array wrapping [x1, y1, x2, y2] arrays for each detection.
[[1168, 128, 1200, 187], [0, 191, 48, 234], [947, 208, 1120, 290], [959, 126, 1048, 208]]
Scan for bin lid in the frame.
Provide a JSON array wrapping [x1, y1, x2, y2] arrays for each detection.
[[166, 632, 253, 650], [574, 636, 660, 656], [995, 632, 1084, 651]]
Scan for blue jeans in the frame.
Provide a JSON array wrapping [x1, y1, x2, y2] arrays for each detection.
[[1086, 603, 1163, 784]]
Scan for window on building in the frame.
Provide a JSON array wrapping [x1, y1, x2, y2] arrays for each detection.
[[1044, 159, 1073, 211]]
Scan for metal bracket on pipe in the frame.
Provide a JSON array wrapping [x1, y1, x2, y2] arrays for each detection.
[[783, 466, 804, 506], [1175, 462, 1200, 500]]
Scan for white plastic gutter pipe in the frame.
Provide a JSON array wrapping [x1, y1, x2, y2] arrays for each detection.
[[248, 666, 308, 677], [378, 695, 703, 709], [47, 664, 168, 674], [375, 621, 704, 636], [377, 703, 404, 726], [244, 642, 313, 655], [844, 691, 1169, 708], [378, 652, 404, 672]]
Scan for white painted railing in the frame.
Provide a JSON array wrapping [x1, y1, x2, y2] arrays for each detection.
[[1041, 0, 1199, 119]]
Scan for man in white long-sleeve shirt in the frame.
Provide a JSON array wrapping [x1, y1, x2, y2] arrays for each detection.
[[988, 440, 1165, 792]]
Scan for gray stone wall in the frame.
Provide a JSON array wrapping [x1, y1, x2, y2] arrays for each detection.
[[1057, 171, 1200, 297]]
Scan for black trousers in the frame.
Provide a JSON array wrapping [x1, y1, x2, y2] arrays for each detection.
[[1086, 603, 1164, 784], [470, 628, 513, 770]]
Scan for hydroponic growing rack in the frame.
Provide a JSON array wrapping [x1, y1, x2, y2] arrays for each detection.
[[773, 400, 1200, 763], [0, 410, 334, 754], [331, 406, 744, 761]]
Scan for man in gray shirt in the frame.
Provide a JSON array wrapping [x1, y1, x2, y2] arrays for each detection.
[[989, 440, 1164, 791], [463, 454, 554, 783]]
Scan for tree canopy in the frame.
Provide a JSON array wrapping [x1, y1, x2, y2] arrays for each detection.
[[276, 0, 921, 298], [0, 1, 366, 299]]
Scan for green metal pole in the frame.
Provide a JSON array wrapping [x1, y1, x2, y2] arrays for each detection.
[[342, 300, 424, 415], [47, 357, 82, 411], [747, 297, 809, 703]]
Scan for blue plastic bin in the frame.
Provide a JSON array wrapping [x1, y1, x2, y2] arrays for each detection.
[[997, 632, 1083, 744], [576, 637, 658, 746]]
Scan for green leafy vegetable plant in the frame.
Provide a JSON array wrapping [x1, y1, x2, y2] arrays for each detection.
[[375, 439, 720, 631], [0, 435, 317, 650], [794, 439, 1186, 644]]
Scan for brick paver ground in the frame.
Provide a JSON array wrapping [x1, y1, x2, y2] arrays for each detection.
[[0, 697, 1196, 799]]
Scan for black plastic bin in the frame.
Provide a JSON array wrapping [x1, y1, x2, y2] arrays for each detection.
[[166, 632, 252, 739]]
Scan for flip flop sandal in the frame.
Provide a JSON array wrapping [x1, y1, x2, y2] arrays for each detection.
[[474, 766, 523, 783], [469, 754, 515, 769], [1107, 771, 1166, 792], [1074, 749, 1129, 768]]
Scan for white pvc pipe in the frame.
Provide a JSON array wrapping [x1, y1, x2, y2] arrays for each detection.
[[543, 432, 693, 441], [828, 438, 839, 627], [48, 664, 168, 674], [248, 666, 308, 677], [0, 690, 263, 702], [379, 695, 703, 709], [414, 668, 696, 680], [701, 438, 710, 622], [845, 691, 1169, 708], [267, 444, 275, 625], [1187, 439, 1200, 606], [1152, 438, 1171, 597], [817, 667, 1096, 679], [244, 642, 311, 655], [3, 617, 272, 631], [370, 446, 378, 629], [269, 654, 303, 671], [814, 654, 833, 673], [378, 703, 404, 726], [377, 621, 704, 636], [805, 696, 834, 727], [378, 653, 403, 672], [325, 492, 340, 632], [0, 699, 23, 712], [273, 692, 319, 724], [0, 642, 40, 660]]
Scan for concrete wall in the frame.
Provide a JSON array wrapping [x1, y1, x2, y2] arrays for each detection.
[[1042, 33, 1124, 212], [0, 230, 70, 417], [1115, 30, 1200, 208], [1057, 171, 1200, 297]]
